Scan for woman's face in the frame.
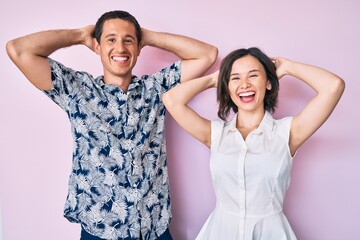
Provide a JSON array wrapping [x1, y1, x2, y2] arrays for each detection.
[[228, 55, 272, 113]]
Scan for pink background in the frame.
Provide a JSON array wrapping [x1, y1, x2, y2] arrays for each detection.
[[1, 0, 359, 239]]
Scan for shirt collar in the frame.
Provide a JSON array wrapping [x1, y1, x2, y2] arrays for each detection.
[[95, 75, 140, 91], [225, 111, 274, 136]]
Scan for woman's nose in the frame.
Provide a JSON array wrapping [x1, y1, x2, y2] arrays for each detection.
[[239, 78, 251, 89]]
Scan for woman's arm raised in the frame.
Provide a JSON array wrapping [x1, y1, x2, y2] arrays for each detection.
[[162, 71, 218, 148], [273, 57, 345, 156]]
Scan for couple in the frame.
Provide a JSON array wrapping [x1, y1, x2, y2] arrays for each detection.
[[7, 10, 344, 240]]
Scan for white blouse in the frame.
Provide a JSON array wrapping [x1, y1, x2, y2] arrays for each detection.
[[196, 111, 297, 240]]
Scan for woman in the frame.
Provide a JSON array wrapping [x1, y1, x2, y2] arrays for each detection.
[[162, 47, 345, 239]]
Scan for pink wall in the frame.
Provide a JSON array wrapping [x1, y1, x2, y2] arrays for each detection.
[[1, 0, 359, 239]]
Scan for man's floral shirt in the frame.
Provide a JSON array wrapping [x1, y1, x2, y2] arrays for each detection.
[[43, 58, 181, 239]]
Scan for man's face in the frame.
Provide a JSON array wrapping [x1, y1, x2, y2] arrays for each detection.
[[94, 18, 140, 83]]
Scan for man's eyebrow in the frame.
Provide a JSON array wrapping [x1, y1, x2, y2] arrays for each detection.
[[104, 33, 136, 38], [104, 33, 116, 38]]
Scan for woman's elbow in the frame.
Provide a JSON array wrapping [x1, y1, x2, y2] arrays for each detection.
[[332, 76, 346, 97], [6, 40, 17, 60], [162, 92, 173, 108]]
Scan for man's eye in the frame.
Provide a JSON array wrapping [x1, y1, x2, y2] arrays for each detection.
[[124, 39, 134, 44]]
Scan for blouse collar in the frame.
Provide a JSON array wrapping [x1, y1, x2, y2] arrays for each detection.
[[225, 111, 274, 136]]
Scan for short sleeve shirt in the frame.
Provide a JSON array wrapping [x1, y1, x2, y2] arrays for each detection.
[[43, 58, 181, 240]]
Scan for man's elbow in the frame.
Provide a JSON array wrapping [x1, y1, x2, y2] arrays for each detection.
[[6, 39, 22, 63], [208, 45, 218, 67]]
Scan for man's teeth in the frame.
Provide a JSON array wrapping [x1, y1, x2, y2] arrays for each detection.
[[112, 56, 128, 61]]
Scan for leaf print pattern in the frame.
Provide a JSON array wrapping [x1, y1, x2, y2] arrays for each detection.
[[43, 58, 181, 239]]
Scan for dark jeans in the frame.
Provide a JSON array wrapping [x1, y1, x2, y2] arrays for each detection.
[[80, 227, 173, 240]]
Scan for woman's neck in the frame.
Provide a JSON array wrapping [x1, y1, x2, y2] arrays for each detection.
[[236, 109, 265, 140]]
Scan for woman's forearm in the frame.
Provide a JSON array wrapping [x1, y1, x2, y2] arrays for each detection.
[[163, 71, 217, 108]]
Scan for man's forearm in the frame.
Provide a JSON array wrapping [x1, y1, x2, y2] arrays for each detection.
[[141, 28, 218, 82], [6, 26, 94, 90], [142, 29, 215, 60], [7, 28, 87, 59]]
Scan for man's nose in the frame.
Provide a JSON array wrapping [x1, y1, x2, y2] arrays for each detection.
[[116, 42, 126, 52]]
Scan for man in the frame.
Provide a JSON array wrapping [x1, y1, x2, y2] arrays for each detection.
[[6, 10, 217, 240]]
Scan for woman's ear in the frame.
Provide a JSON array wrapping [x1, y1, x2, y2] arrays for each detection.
[[266, 80, 272, 90]]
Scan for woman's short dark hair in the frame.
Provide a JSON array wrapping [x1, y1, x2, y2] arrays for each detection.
[[94, 10, 142, 46], [217, 47, 279, 120]]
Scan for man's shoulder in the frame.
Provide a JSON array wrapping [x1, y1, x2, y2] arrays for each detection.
[[48, 58, 96, 80], [142, 61, 181, 77]]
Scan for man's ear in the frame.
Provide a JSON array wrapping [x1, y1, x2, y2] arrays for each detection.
[[93, 38, 101, 55], [137, 42, 142, 56]]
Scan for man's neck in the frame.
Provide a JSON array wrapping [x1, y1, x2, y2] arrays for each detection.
[[104, 75, 132, 93]]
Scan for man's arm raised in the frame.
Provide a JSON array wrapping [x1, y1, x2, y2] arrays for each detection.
[[6, 25, 95, 90], [141, 28, 218, 82]]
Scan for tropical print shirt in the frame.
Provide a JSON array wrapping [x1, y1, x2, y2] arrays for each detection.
[[43, 58, 181, 239]]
